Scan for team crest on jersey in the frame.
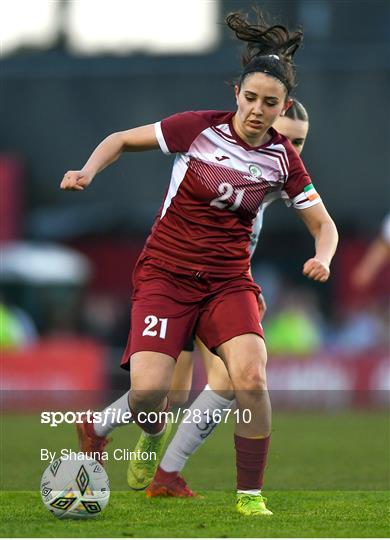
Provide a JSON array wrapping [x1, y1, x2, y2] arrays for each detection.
[[243, 163, 262, 183], [249, 164, 262, 178]]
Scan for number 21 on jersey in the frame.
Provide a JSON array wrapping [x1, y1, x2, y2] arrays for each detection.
[[142, 315, 168, 339], [210, 182, 245, 211]]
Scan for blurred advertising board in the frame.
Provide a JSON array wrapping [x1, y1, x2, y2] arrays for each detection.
[[1, 337, 107, 410]]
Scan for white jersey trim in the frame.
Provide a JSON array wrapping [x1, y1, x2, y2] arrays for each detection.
[[154, 121, 170, 155], [160, 155, 189, 219], [190, 126, 287, 185], [262, 143, 290, 177], [291, 191, 322, 210]]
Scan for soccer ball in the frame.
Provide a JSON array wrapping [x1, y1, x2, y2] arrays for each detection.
[[40, 456, 110, 519]]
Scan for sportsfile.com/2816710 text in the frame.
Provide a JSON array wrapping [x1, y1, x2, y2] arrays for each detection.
[[40, 408, 252, 428]]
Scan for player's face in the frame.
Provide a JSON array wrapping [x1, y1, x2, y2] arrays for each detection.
[[273, 116, 309, 155], [234, 72, 289, 146]]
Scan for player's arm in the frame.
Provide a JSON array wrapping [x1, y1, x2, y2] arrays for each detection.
[[296, 202, 338, 282], [60, 124, 159, 191]]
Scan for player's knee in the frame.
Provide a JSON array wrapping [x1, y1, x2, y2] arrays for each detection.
[[244, 374, 267, 392], [235, 363, 267, 392]]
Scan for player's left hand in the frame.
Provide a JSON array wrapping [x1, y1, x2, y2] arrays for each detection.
[[303, 257, 330, 282]]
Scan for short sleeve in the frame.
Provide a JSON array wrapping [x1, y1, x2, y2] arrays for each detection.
[[154, 111, 211, 155], [283, 142, 322, 210]]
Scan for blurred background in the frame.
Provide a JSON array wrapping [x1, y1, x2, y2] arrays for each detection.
[[1, 0, 389, 408]]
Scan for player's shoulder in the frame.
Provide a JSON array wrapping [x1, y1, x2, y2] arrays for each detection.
[[157, 110, 234, 154]]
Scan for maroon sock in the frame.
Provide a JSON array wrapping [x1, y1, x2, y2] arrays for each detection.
[[154, 465, 178, 483], [234, 434, 271, 490], [130, 398, 169, 435]]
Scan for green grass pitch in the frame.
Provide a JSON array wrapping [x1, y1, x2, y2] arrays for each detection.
[[1, 410, 389, 537]]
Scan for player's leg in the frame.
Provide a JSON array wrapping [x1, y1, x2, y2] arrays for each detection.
[[160, 340, 234, 471], [217, 333, 272, 516], [197, 282, 273, 515], [76, 344, 194, 463], [77, 349, 175, 472], [126, 350, 176, 489], [202, 287, 266, 398], [147, 339, 234, 497], [218, 334, 270, 436], [129, 351, 174, 414], [187, 288, 266, 458], [76, 391, 131, 464], [199, 338, 234, 400], [77, 256, 199, 481], [168, 334, 195, 407], [149, 294, 266, 485], [125, 259, 201, 489]]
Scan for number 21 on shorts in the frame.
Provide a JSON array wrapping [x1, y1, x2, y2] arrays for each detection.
[[142, 315, 168, 339]]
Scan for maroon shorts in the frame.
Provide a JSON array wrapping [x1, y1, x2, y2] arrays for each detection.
[[120, 257, 263, 369]]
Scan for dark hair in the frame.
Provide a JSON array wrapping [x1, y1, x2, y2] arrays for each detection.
[[226, 9, 303, 94], [286, 98, 309, 122]]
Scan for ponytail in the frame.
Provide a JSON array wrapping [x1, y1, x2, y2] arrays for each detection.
[[226, 9, 303, 93]]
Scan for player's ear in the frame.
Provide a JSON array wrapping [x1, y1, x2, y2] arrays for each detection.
[[280, 98, 293, 117]]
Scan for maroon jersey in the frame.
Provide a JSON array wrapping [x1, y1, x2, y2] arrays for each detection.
[[141, 110, 319, 275]]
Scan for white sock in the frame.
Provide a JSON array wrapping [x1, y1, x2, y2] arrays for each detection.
[[237, 489, 261, 496], [93, 391, 133, 437], [160, 384, 234, 472]]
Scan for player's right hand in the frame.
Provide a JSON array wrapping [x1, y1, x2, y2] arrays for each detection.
[[60, 170, 93, 191]]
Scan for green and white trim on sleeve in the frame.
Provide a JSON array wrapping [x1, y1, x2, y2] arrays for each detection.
[[289, 183, 321, 210]]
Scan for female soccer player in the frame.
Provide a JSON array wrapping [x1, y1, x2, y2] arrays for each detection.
[[75, 98, 310, 493], [147, 98, 311, 498], [75, 98, 309, 493], [62, 11, 338, 516]]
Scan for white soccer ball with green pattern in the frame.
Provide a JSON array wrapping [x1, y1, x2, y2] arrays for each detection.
[[40, 456, 110, 519]]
